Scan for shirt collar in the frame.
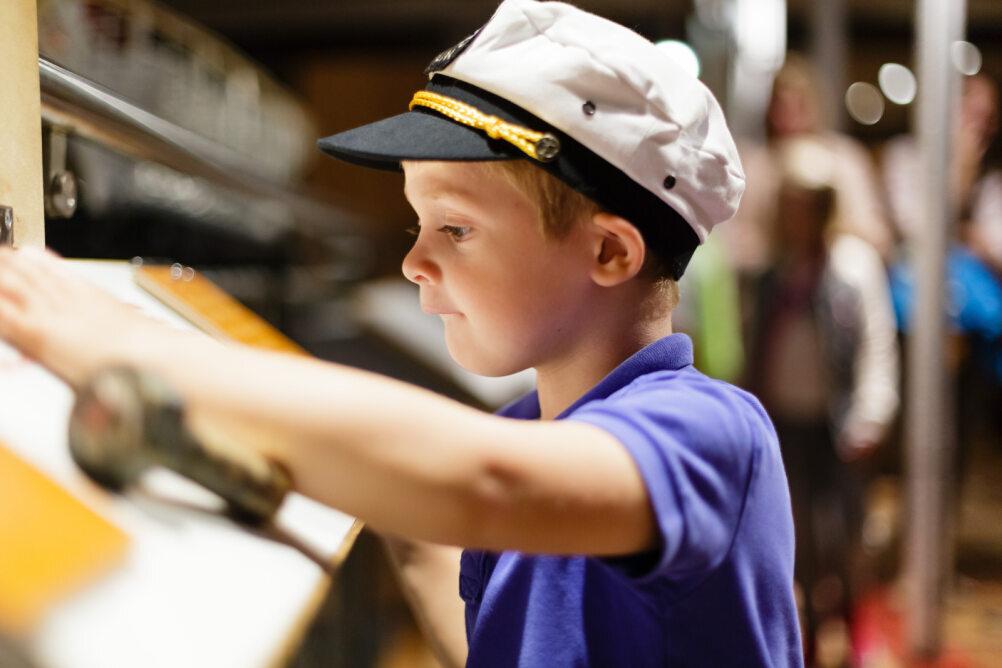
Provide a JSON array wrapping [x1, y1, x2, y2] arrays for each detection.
[[498, 333, 694, 420]]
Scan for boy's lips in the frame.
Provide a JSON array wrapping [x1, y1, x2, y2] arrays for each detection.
[[421, 303, 461, 315]]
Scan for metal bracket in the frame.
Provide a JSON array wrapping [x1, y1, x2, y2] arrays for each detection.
[[43, 124, 78, 220], [0, 205, 13, 246]]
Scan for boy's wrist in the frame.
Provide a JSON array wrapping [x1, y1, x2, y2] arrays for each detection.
[[57, 317, 182, 389]]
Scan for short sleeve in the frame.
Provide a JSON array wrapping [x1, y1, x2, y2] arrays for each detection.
[[568, 374, 764, 582]]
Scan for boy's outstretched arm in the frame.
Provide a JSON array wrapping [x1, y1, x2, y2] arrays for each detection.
[[0, 248, 657, 556]]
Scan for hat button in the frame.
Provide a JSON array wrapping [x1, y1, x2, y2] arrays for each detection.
[[663, 175, 677, 190], [582, 101, 597, 116]]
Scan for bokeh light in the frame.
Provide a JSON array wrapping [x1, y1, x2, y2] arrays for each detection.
[[951, 41, 982, 76], [878, 63, 917, 105], [845, 82, 885, 125]]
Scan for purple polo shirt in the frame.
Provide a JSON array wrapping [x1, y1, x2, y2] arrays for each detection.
[[460, 334, 802, 666]]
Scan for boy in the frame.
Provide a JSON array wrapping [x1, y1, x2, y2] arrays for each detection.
[[0, 1, 802, 665]]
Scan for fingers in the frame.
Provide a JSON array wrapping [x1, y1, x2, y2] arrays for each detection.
[[0, 297, 38, 359], [18, 244, 65, 263], [0, 246, 69, 356], [0, 251, 36, 353], [0, 252, 50, 310], [0, 262, 34, 307], [0, 247, 46, 294], [0, 246, 70, 305]]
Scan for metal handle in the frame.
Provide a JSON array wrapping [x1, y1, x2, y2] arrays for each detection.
[[0, 206, 13, 246], [69, 366, 292, 524]]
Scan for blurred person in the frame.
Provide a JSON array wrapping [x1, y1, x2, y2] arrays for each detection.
[[744, 138, 900, 665], [707, 54, 894, 389], [883, 72, 1002, 465], [883, 73, 1002, 272], [719, 54, 895, 278]]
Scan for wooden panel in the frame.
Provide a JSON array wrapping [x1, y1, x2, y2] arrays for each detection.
[[135, 265, 305, 354], [0, 1, 45, 247], [0, 443, 128, 635]]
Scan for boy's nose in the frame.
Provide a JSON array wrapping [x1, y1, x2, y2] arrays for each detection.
[[401, 239, 440, 285]]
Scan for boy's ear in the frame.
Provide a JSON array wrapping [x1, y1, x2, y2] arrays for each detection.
[[588, 212, 646, 287]]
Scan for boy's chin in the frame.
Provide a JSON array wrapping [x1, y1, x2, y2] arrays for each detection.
[[446, 341, 527, 378]]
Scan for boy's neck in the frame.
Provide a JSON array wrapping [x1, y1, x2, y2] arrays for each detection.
[[534, 315, 673, 420]]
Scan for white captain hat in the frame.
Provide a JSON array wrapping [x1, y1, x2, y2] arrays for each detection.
[[318, 0, 745, 279]]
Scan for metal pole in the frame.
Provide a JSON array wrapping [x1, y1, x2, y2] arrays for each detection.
[[906, 0, 966, 658], [696, 0, 785, 139], [0, 0, 45, 248], [810, 0, 847, 130]]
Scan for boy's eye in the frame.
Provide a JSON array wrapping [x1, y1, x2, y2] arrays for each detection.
[[405, 225, 421, 237], [438, 224, 472, 242]]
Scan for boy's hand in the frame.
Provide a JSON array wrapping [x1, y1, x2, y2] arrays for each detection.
[[0, 247, 159, 386]]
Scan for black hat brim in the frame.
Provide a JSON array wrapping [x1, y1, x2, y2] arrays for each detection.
[[317, 76, 530, 171]]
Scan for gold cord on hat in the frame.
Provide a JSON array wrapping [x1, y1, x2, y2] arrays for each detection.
[[409, 91, 561, 162]]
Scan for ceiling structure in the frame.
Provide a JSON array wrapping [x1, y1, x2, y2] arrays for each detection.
[[156, 0, 1002, 145], [159, 0, 1002, 48], [159, 1, 685, 47]]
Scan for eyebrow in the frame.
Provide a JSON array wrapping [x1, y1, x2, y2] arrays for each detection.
[[403, 180, 481, 207]]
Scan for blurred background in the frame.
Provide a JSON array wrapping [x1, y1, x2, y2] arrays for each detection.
[[25, 0, 1002, 666]]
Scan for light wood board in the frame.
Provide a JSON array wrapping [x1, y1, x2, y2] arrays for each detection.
[[0, 0, 45, 247]]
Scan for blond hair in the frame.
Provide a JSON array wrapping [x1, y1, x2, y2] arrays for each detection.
[[476, 160, 679, 310]]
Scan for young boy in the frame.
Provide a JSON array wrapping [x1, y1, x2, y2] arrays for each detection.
[[0, 1, 802, 665]]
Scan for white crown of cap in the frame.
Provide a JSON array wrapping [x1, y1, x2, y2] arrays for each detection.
[[436, 0, 745, 242]]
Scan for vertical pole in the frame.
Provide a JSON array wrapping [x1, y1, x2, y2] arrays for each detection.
[[906, 0, 966, 658], [811, 0, 847, 130], [721, 0, 789, 140], [0, 0, 46, 248]]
